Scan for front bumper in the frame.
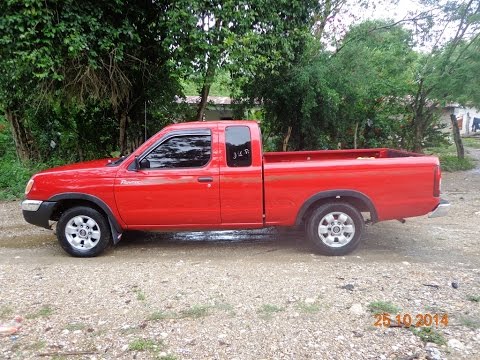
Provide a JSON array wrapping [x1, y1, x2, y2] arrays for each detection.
[[428, 199, 450, 218], [21, 200, 56, 229]]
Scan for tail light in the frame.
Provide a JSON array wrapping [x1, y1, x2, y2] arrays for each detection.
[[433, 165, 441, 197]]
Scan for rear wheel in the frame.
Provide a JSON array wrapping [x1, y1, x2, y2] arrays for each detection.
[[57, 206, 111, 257], [306, 202, 364, 256]]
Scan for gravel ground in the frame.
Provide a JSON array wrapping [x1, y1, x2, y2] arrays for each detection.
[[1, 148, 480, 360]]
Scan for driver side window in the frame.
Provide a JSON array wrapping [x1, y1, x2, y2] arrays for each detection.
[[144, 134, 211, 169]]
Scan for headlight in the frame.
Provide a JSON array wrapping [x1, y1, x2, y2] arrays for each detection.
[[25, 179, 34, 195]]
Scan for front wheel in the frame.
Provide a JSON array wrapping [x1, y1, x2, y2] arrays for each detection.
[[57, 206, 111, 257], [306, 202, 364, 256]]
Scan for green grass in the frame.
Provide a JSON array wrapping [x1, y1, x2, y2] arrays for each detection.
[[128, 338, 163, 352], [438, 155, 475, 172], [134, 289, 146, 301], [26, 305, 54, 319], [64, 323, 86, 331], [0, 306, 13, 319], [157, 355, 177, 360], [257, 304, 284, 319], [25, 340, 47, 351], [426, 143, 476, 172], [296, 301, 321, 314], [179, 305, 210, 319], [467, 295, 480, 303], [148, 311, 177, 321], [459, 315, 480, 329], [367, 301, 400, 315], [412, 327, 446, 345], [463, 137, 480, 149]]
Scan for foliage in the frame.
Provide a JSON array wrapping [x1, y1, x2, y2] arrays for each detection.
[[459, 315, 480, 329], [179, 305, 210, 319], [412, 327, 447, 345], [439, 155, 476, 172], [238, 21, 419, 151], [462, 137, 480, 149], [426, 143, 476, 172], [257, 304, 284, 319], [367, 301, 400, 314], [167, 0, 320, 119], [128, 338, 163, 352], [467, 295, 480, 302], [1, 0, 479, 199]]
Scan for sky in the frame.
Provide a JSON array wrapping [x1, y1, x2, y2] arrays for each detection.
[[330, 0, 459, 50]]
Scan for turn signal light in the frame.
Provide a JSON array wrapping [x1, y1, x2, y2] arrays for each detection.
[[25, 179, 34, 195]]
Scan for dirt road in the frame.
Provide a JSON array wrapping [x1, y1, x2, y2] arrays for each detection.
[[1, 149, 479, 359]]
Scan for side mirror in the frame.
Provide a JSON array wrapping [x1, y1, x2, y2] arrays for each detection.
[[134, 156, 140, 171], [140, 158, 150, 169]]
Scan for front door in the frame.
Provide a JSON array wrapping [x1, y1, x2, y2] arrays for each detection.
[[114, 129, 220, 227]]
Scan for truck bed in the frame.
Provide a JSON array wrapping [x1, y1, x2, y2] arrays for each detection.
[[263, 148, 423, 163], [262, 148, 439, 226]]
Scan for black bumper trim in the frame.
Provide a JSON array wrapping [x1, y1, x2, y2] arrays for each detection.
[[22, 201, 57, 229]]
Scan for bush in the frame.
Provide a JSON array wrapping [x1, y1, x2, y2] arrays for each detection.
[[439, 155, 476, 172]]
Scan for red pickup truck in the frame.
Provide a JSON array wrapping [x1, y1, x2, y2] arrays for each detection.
[[22, 120, 449, 257]]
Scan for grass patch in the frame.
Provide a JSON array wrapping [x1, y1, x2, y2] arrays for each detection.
[[459, 315, 480, 329], [134, 289, 146, 301], [412, 327, 446, 345], [148, 311, 177, 321], [367, 301, 400, 314], [296, 302, 321, 314], [128, 338, 163, 352], [463, 137, 480, 149], [179, 305, 210, 319], [426, 143, 476, 172], [157, 355, 177, 360], [64, 323, 86, 331], [26, 305, 54, 319], [438, 155, 475, 172], [0, 306, 13, 319], [467, 295, 480, 303], [25, 340, 47, 351], [257, 304, 284, 319]]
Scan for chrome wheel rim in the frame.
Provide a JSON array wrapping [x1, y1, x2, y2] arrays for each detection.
[[318, 211, 355, 248], [65, 215, 101, 250]]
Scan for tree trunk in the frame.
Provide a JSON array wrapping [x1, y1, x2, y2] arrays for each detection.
[[450, 114, 464, 159], [413, 124, 424, 153], [196, 60, 217, 121], [353, 122, 359, 149], [5, 109, 37, 162], [282, 126, 292, 151], [118, 111, 128, 156]]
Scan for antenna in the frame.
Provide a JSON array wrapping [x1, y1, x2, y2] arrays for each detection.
[[144, 101, 147, 141]]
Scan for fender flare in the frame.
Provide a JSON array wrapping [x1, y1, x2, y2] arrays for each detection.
[[49, 193, 123, 244], [295, 190, 378, 226]]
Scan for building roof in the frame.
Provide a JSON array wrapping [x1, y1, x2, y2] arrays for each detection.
[[180, 96, 233, 105]]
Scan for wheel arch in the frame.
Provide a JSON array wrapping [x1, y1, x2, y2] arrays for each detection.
[[295, 190, 378, 226], [49, 193, 123, 244]]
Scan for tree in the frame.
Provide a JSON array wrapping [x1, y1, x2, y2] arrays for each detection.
[[0, 0, 184, 159], [165, 0, 319, 121], [405, 0, 480, 154], [237, 20, 417, 151]]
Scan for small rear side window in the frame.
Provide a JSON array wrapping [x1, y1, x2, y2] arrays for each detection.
[[225, 126, 252, 167]]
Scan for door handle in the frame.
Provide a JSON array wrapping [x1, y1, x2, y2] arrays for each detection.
[[197, 177, 213, 183]]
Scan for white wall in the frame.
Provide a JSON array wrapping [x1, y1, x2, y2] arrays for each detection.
[[440, 106, 480, 135]]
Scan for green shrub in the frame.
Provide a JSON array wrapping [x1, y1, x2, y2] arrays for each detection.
[[439, 155, 475, 172], [412, 327, 446, 345], [367, 301, 400, 314]]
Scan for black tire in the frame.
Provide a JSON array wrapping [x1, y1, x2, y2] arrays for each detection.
[[57, 206, 111, 257], [306, 202, 364, 256]]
